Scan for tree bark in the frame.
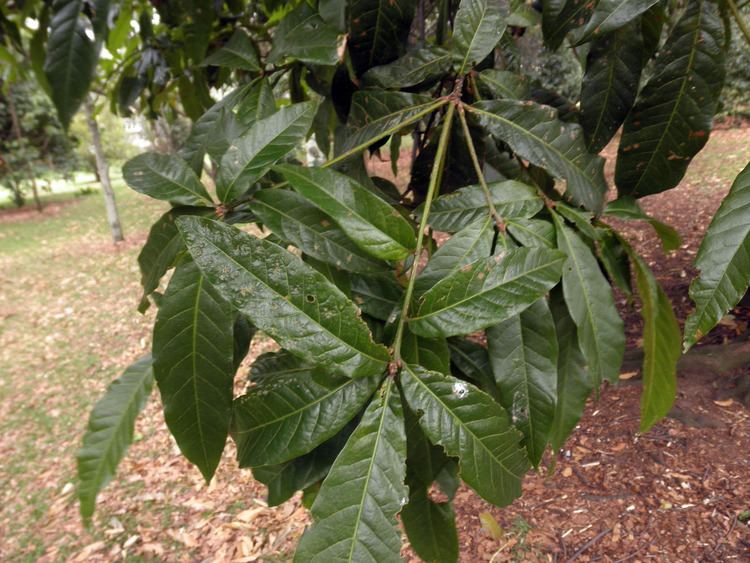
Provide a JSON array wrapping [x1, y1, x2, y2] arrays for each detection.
[[85, 98, 124, 242]]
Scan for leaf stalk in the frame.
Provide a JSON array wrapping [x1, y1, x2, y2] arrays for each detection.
[[392, 103, 456, 362]]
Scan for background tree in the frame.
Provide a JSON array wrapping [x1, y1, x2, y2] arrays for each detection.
[[0, 79, 74, 209], [3, 0, 750, 561]]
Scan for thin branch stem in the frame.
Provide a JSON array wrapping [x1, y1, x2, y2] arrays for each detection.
[[392, 103, 456, 362], [727, 0, 750, 46], [457, 103, 504, 230], [231, 99, 448, 208], [324, 99, 449, 169]]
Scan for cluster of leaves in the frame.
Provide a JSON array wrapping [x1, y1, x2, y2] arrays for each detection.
[[7, 0, 750, 560]]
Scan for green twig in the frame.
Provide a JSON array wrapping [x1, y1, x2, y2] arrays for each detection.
[[392, 103, 456, 362], [323, 99, 449, 169], [727, 0, 750, 46], [457, 103, 504, 231]]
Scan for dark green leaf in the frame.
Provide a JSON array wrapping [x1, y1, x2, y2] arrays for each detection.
[[123, 153, 213, 206], [542, 0, 594, 50], [478, 69, 531, 100], [277, 164, 416, 260], [401, 365, 528, 506], [181, 80, 277, 174], [623, 244, 679, 431], [295, 379, 407, 562], [415, 218, 495, 294], [452, 0, 507, 74], [153, 261, 234, 481], [350, 274, 404, 321], [555, 202, 600, 241], [615, 0, 725, 197], [605, 197, 681, 252], [77, 356, 153, 520], [401, 329, 452, 375], [250, 351, 314, 383], [269, 2, 344, 66], [347, 0, 417, 75], [506, 218, 556, 249], [401, 487, 458, 563], [421, 180, 543, 233], [362, 46, 452, 89], [409, 247, 566, 338], [685, 162, 750, 349], [472, 100, 607, 213], [580, 24, 644, 153], [553, 213, 625, 386], [202, 29, 260, 70], [253, 427, 353, 506], [548, 289, 592, 451], [233, 371, 380, 466], [597, 229, 633, 295], [578, 0, 660, 43], [340, 91, 438, 155], [233, 314, 255, 371], [44, 0, 99, 128], [217, 101, 317, 203], [136, 208, 210, 312], [487, 299, 558, 466], [250, 189, 389, 274], [447, 338, 499, 399], [178, 217, 390, 378]]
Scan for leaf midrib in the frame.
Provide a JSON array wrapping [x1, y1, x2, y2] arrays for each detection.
[[198, 228, 389, 366], [346, 381, 392, 562], [236, 378, 354, 434], [83, 367, 151, 513], [282, 168, 412, 253], [411, 254, 563, 322], [405, 366, 521, 482], [469, 104, 597, 188], [631, 0, 704, 194]]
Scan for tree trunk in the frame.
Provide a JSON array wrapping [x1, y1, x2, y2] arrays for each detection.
[[7, 84, 43, 212], [85, 98, 124, 243]]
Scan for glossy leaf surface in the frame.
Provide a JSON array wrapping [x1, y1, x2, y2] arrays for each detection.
[[295, 379, 407, 562], [553, 215, 625, 386], [217, 101, 317, 202], [548, 291, 592, 451], [401, 365, 528, 506], [409, 247, 565, 338], [472, 100, 607, 213], [452, 0, 507, 74], [233, 371, 380, 466], [615, 0, 725, 197], [685, 162, 750, 349], [362, 46, 452, 89], [153, 261, 234, 481], [414, 218, 494, 294], [250, 189, 388, 274], [487, 299, 558, 466], [421, 180, 543, 233], [123, 153, 213, 206], [178, 217, 390, 378], [277, 164, 416, 260], [77, 356, 153, 520], [580, 24, 644, 153]]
